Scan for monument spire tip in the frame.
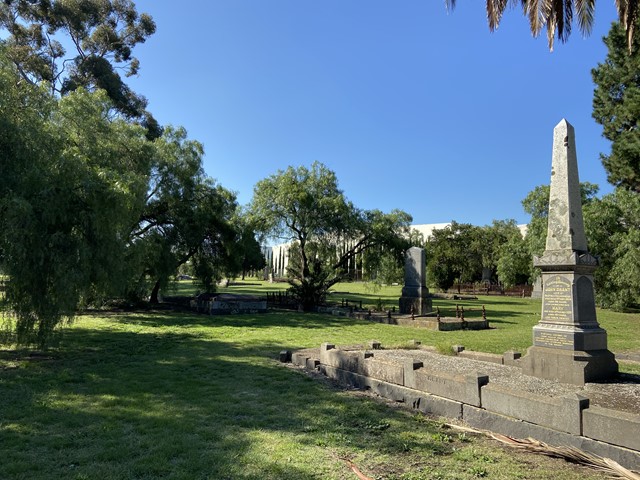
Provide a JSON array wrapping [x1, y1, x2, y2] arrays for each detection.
[[555, 118, 573, 130]]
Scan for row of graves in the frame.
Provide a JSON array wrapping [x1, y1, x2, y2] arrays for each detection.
[[187, 120, 639, 471], [282, 120, 639, 472]]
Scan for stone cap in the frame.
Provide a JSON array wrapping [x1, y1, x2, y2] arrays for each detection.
[[533, 251, 598, 269]]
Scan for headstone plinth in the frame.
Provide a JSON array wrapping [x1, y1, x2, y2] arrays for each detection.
[[522, 120, 617, 385], [399, 247, 432, 315]]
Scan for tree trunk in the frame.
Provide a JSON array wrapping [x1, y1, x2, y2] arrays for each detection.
[[150, 280, 161, 304]]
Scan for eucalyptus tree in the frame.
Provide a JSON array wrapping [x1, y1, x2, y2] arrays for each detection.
[[425, 222, 483, 291], [249, 162, 412, 310], [0, 0, 160, 137], [584, 188, 640, 309], [445, 0, 638, 51]]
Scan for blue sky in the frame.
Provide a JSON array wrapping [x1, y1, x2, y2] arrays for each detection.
[[128, 1, 620, 226]]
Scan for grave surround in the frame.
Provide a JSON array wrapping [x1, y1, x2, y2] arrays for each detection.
[[291, 344, 640, 470]]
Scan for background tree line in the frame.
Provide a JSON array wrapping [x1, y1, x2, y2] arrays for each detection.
[[421, 13, 640, 311], [2, 0, 639, 348]]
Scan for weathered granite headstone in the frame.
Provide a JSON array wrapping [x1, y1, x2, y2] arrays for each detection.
[[522, 119, 618, 385], [399, 247, 432, 315], [530, 277, 543, 299]]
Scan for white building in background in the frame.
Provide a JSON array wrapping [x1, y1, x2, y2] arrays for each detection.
[[261, 223, 527, 279], [261, 223, 461, 279]]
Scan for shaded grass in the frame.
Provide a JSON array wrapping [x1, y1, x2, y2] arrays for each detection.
[[0, 309, 607, 480]]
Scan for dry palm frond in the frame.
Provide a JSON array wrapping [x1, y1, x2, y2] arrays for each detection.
[[339, 457, 374, 480], [575, 0, 596, 36], [490, 434, 640, 480], [444, 423, 640, 480], [616, 0, 639, 50]]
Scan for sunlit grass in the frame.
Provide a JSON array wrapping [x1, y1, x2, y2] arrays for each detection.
[[0, 304, 614, 479]]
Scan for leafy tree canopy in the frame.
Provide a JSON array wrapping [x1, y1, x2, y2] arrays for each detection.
[[249, 162, 411, 310], [0, 50, 153, 346], [0, 0, 160, 138]]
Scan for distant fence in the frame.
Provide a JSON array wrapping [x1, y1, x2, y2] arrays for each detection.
[[445, 283, 533, 298]]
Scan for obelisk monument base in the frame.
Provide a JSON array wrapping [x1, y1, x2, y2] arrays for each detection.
[[523, 346, 617, 385]]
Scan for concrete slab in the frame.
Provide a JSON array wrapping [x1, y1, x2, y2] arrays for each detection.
[[481, 383, 588, 434], [583, 405, 640, 451], [413, 367, 488, 406], [361, 357, 404, 385], [463, 405, 640, 471]]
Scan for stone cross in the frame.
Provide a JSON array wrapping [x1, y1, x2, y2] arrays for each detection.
[[522, 119, 617, 385]]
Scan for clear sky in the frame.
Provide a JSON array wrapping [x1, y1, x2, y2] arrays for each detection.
[[127, 0, 620, 226]]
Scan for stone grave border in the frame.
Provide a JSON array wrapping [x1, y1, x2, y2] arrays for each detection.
[[284, 343, 640, 470]]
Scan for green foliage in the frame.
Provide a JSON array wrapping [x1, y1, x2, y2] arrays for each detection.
[[0, 0, 160, 138], [249, 162, 411, 310], [126, 126, 238, 301], [227, 216, 267, 280], [496, 235, 531, 287], [592, 17, 640, 192], [522, 182, 599, 282], [0, 47, 238, 345], [369, 250, 404, 286], [585, 188, 640, 309], [0, 52, 152, 346], [426, 220, 523, 291]]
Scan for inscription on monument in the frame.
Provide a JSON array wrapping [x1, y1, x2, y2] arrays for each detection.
[[535, 330, 574, 349], [542, 275, 573, 323]]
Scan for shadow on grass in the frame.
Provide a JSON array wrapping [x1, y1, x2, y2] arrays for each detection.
[[0, 314, 454, 480], [111, 309, 376, 331]]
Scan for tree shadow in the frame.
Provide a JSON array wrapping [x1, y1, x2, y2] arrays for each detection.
[[0, 315, 457, 479]]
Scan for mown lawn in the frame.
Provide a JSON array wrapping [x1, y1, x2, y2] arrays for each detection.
[[211, 280, 640, 371], [1, 280, 637, 479]]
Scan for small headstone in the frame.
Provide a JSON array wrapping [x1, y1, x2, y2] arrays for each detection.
[[522, 119, 618, 385], [399, 247, 433, 315], [530, 277, 543, 299], [279, 350, 292, 363]]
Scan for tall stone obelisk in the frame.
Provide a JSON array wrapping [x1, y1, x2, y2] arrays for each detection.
[[522, 119, 618, 385]]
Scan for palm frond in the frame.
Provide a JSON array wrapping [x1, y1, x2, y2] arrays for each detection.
[[486, 0, 510, 31], [575, 0, 595, 36], [524, 0, 547, 36], [614, 0, 639, 50]]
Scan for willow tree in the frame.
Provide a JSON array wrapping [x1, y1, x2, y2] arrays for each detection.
[[445, 0, 638, 51], [0, 51, 153, 347]]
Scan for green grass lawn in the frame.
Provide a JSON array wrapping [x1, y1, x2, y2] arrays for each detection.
[[1, 281, 637, 479], [209, 280, 640, 369]]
